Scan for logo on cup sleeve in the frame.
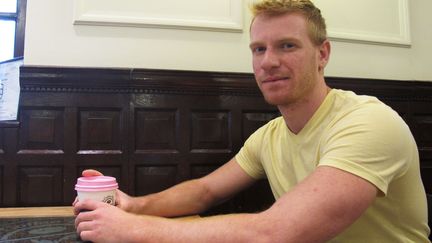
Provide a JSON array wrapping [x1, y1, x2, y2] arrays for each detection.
[[103, 195, 115, 205]]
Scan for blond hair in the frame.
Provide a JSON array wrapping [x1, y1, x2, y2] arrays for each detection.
[[251, 0, 327, 45]]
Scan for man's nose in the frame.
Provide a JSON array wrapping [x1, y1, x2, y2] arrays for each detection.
[[261, 50, 280, 70]]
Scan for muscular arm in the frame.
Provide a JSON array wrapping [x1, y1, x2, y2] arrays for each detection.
[[127, 158, 257, 217], [76, 165, 378, 242], [142, 166, 377, 242]]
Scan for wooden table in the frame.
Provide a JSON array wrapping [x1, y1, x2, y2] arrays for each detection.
[[0, 206, 198, 242], [0, 206, 74, 218], [0, 206, 199, 220], [0, 206, 77, 242]]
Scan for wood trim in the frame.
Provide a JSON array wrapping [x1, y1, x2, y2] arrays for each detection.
[[20, 66, 432, 100], [0, 206, 74, 218], [19, 66, 262, 96], [326, 77, 432, 101], [14, 0, 27, 58]]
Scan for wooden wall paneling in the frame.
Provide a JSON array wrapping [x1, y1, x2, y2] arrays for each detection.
[[14, 153, 67, 204], [0, 155, 5, 207], [18, 107, 65, 153], [16, 90, 130, 205], [420, 156, 432, 195], [15, 103, 66, 206], [0, 124, 19, 206], [189, 98, 236, 214], [131, 94, 183, 196], [411, 104, 432, 150], [188, 95, 280, 214], [410, 101, 432, 194], [1, 127, 18, 206], [0, 128, 4, 205], [0, 162, 2, 205], [134, 108, 178, 153], [0, 128, 4, 155], [187, 95, 238, 168], [190, 109, 231, 153], [135, 165, 178, 195], [63, 106, 78, 204], [75, 93, 130, 196], [132, 106, 181, 195], [18, 93, 78, 205], [13, 66, 432, 211], [78, 108, 122, 152], [18, 166, 63, 206], [128, 94, 138, 196]]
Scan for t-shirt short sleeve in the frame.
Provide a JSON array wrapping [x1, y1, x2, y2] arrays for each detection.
[[235, 124, 268, 179], [318, 102, 413, 195]]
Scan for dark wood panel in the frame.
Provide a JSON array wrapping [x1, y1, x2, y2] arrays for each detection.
[[135, 165, 178, 196], [78, 109, 122, 152], [18, 108, 64, 153], [411, 113, 432, 149], [0, 165, 3, 203], [0, 65, 430, 210], [0, 129, 4, 155], [135, 109, 179, 152], [421, 150, 432, 197], [409, 101, 432, 193], [190, 164, 220, 179], [191, 111, 231, 152], [18, 167, 63, 206]]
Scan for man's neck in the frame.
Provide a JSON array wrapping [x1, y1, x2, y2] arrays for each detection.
[[279, 83, 330, 134]]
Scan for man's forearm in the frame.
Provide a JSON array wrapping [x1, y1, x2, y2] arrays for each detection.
[[134, 212, 270, 243], [128, 178, 216, 217]]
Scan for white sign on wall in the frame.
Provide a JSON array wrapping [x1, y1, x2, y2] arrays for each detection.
[[0, 58, 22, 121]]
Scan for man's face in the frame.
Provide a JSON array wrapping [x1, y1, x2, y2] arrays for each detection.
[[249, 13, 327, 106]]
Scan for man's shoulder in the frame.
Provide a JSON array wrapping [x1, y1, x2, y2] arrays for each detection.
[[327, 89, 409, 136], [331, 89, 394, 116], [332, 89, 380, 105]]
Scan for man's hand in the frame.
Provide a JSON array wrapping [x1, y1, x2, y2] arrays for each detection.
[[75, 200, 145, 243]]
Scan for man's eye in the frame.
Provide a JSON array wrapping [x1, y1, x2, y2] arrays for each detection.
[[282, 43, 295, 49], [253, 46, 266, 53]]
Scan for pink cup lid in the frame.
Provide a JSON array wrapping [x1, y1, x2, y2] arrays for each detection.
[[75, 176, 118, 192]]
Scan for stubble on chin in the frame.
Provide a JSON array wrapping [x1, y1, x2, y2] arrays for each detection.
[[261, 88, 295, 106]]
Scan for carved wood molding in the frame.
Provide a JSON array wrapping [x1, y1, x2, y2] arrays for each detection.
[[20, 66, 261, 96], [20, 66, 432, 100], [326, 78, 432, 102]]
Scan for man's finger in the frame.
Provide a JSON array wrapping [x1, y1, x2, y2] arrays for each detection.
[[75, 199, 101, 213], [82, 169, 103, 177]]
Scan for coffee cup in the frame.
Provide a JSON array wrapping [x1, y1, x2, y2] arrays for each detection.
[[75, 176, 118, 205]]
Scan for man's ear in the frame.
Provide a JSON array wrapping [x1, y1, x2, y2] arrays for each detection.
[[318, 39, 331, 72]]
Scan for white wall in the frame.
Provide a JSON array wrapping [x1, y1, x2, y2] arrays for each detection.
[[24, 0, 432, 81]]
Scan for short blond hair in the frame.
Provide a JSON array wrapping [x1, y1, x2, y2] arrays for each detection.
[[251, 0, 327, 45]]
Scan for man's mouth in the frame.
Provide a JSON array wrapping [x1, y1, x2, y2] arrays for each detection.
[[262, 76, 290, 83]]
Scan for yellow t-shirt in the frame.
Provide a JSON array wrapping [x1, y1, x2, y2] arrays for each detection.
[[236, 89, 430, 242]]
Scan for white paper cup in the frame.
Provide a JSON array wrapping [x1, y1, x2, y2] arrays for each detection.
[[75, 176, 118, 205]]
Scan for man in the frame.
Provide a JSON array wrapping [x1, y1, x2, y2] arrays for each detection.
[[74, 0, 430, 242]]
